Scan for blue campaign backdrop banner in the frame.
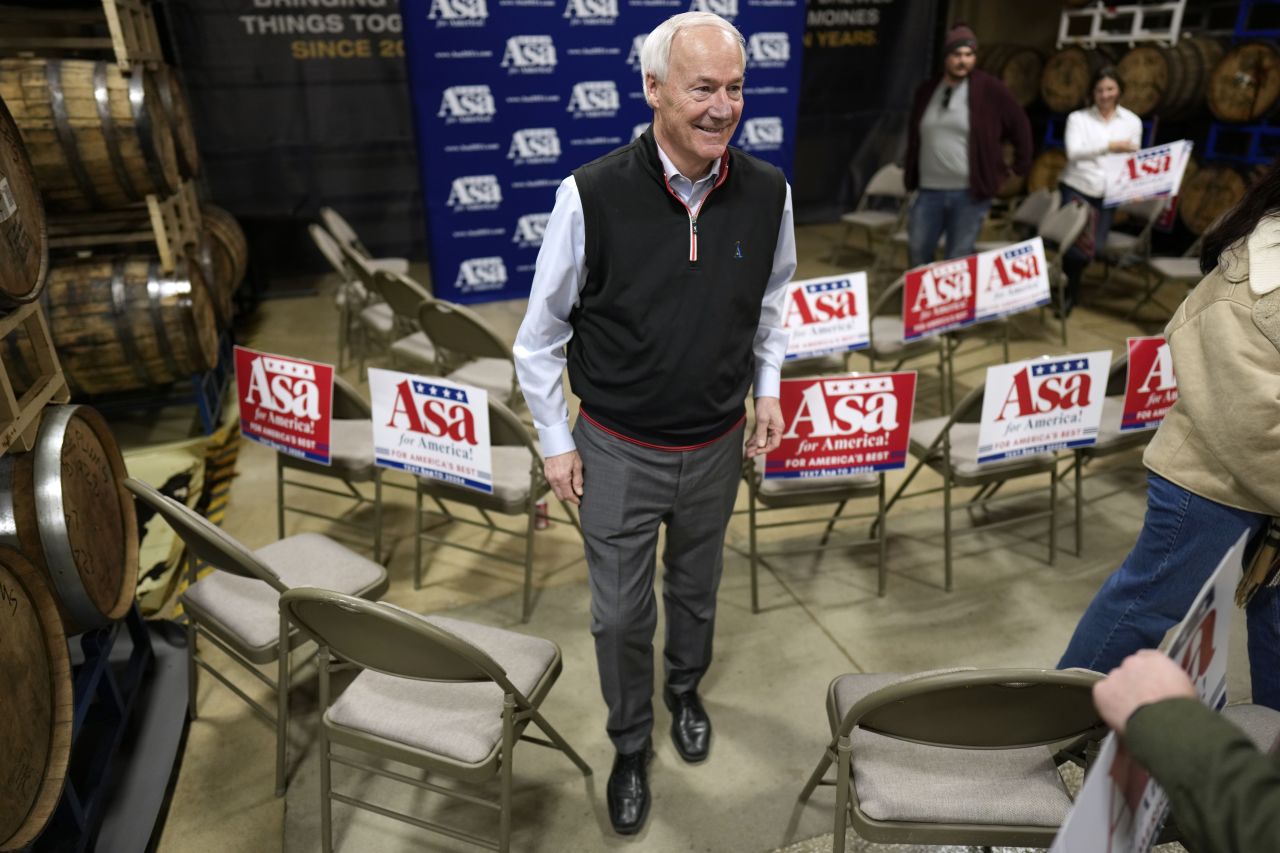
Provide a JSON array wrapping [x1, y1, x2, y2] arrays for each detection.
[[400, 1, 805, 303]]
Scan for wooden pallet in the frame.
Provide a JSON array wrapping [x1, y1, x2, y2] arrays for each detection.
[[0, 300, 69, 455], [45, 180, 202, 273], [0, 0, 163, 72]]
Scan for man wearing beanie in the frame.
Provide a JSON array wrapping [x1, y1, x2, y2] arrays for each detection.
[[904, 22, 1032, 267]]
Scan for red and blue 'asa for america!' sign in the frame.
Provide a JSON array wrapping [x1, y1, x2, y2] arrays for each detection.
[[235, 346, 334, 464], [766, 372, 916, 479]]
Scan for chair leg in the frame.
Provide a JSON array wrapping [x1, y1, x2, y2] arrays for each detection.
[[414, 486, 424, 590], [186, 618, 198, 721], [943, 472, 953, 592], [529, 708, 592, 776], [499, 696, 515, 853], [522, 492, 537, 623], [337, 302, 349, 372], [276, 455, 286, 541], [319, 647, 333, 853], [276, 612, 289, 798], [819, 500, 846, 547], [877, 477, 887, 597], [833, 735, 852, 853], [373, 469, 383, 563], [1002, 319, 1010, 363], [749, 474, 761, 614], [798, 746, 834, 804], [1049, 458, 1059, 566], [558, 498, 585, 537], [1074, 452, 1083, 556], [874, 457, 926, 537]]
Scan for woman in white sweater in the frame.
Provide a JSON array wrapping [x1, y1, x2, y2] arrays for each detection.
[[1057, 67, 1143, 315]]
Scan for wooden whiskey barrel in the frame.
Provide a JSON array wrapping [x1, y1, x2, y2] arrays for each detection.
[[0, 546, 72, 852], [980, 45, 1044, 108], [1208, 42, 1280, 122], [0, 94, 47, 306], [0, 405, 138, 636], [1118, 38, 1222, 118], [0, 58, 180, 213], [1027, 149, 1068, 193], [1041, 45, 1116, 114], [200, 204, 247, 315], [156, 66, 199, 180], [1179, 164, 1246, 235], [7, 256, 218, 396]]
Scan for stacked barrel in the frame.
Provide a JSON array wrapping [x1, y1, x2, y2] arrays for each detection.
[[0, 44, 246, 398]]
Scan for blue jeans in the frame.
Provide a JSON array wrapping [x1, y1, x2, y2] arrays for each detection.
[[906, 188, 992, 267], [1059, 473, 1280, 710]]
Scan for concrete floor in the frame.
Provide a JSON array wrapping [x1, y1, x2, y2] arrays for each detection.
[[146, 223, 1234, 852]]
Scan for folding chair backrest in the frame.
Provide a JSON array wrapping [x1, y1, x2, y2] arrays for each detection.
[[281, 587, 511, 685], [488, 397, 537, 455], [418, 299, 512, 362], [952, 383, 986, 424], [1105, 350, 1129, 397], [1012, 188, 1059, 231], [1122, 197, 1166, 225], [310, 223, 350, 277], [320, 206, 368, 256], [373, 269, 432, 321], [842, 668, 1105, 749], [871, 276, 907, 318], [862, 163, 907, 201], [124, 478, 286, 591], [340, 241, 378, 291], [333, 376, 372, 420], [1039, 199, 1090, 253]]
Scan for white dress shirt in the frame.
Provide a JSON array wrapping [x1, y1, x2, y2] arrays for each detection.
[[513, 140, 797, 457], [1059, 104, 1143, 198]]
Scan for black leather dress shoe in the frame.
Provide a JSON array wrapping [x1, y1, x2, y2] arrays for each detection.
[[606, 746, 651, 835], [664, 688, 711, 763]]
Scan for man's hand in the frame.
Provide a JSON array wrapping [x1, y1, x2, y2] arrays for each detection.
[[745, 396, 784, 458], [544, 450, 584, 506], [1093, 649, 1197, 735]]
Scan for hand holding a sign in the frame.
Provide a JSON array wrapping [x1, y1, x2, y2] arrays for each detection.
[[1093, 650, 1197, 735], [746, 397, 784, 458], [545, 450, 584, 506]]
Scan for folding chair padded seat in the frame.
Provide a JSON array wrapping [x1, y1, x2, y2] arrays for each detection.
[[1222, 703, 1280, 751], [909, 418, 1057, 485], [359, 302, 395, 335], [869, 316, 940, 360], [389, 331, 437, 369], [367, 257, 410, 276], [280, 419, 377, 480], [831, 670, 1073, 827], [182, 533, 388, 662], [841, 210, 897, 229], [418, 445, 542, 513], [1079, 396, 1150, 459], [447, 358, 516, 403], [1147, 257, 1202, 282], [326, 613, 559, 765]]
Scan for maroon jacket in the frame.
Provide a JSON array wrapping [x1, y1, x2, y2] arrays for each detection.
[[904, 69, 1033, 201]]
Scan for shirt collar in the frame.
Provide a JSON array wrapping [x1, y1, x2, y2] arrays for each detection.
[[655, 139, 721, 185]]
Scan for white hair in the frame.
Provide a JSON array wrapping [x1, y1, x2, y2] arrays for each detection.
[[639, 12, 745, 90]]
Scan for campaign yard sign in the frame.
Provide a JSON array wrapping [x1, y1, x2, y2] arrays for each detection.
[[766, 372, 916, 479], [1050, 533, 1247, 853], [368, 368, 492, 493], [903, 237, 1050, 341], [1122, 336, 1178, 431], [976, 351, 1112, 463], [783, 273, 870, 361], [1103, 140, 1194, 208], [234, 346, 333, 464]]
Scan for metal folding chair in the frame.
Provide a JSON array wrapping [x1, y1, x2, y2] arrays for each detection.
[[1038, 199, 1091, 345], [417, 298, 522, 411]]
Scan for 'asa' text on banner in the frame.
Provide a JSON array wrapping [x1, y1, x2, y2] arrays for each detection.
[[783, 272, 870, 361], [1103, 140, 1193, 208], [235, 346, 334, 465], [1122, 336, 1177, 431]]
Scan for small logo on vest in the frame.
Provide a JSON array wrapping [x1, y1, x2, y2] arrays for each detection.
[[734, 241, 743, 260]]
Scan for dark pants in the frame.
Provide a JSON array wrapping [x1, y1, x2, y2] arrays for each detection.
[[1060, 184, 1115, 306], [906, 188, 992, 267], [574, 416, 745, 754]]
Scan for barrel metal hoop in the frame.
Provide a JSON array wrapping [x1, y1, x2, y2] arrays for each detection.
[[109, 258, 154, 387], [148, 261, 184, 379], [0, 458, 19, 545], [93, 62, 141, 203], [46, 60, 104, 209], [33, 405, 103, 630], [128, 73, 171, 196]]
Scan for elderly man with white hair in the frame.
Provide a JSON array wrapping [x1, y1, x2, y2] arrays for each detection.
[[513, 11, 796, 835]]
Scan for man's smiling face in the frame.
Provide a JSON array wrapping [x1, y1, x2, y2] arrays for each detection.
[[646, 25, 744, 179]]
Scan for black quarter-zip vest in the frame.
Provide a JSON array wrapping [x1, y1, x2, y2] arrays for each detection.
[[568, 127, 787, 447]]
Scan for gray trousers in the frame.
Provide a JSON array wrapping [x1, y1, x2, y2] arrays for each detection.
[[574, 416, 744, 754]]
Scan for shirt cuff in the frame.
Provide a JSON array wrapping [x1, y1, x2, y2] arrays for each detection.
[[754, 364, 781, 398], [537, 421, 577, 458]]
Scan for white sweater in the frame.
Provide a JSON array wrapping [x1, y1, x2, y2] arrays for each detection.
[[1058, 104, 1143, 198]]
